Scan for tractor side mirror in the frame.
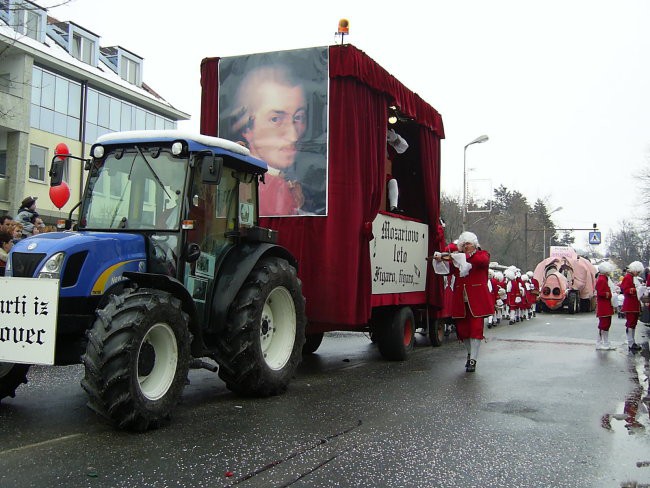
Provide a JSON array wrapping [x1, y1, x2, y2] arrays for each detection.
[[49, 158, 65, 186], [201, 154, 223, 185], [50, 142, 70, 186], [184, 242, 201, 262]]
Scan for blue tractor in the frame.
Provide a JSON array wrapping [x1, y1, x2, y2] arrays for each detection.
[[0, 130, 306, 431]]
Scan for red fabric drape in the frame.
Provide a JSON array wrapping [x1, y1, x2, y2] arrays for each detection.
[[199, 45, 445, 329]]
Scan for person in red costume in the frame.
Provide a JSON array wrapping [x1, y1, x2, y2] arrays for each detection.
[[230, 64, 308, 216], [505, 267, 523, 324], [594, 261, 616, 350], [436, 231, 492, 372], [527, 270, 540, 315], [621, 260, 644, 352]]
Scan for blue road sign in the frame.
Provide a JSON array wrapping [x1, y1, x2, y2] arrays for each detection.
[[589, 231, 602, 245]]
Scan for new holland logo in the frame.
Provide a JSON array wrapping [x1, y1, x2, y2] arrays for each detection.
[[27, 242, 37, 250]]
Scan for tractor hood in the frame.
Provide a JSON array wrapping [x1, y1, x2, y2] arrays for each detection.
[[9, 231, 147, 298]]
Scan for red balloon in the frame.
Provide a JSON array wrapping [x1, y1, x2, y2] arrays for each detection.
[[50, 181, 71, 209], [55, 142, 69, 161]]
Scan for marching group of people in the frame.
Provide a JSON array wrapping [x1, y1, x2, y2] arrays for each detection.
[[594, 259, 647, 353], [432, 229, 649, 374]]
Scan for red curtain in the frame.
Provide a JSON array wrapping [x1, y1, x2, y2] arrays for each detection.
[[199, 45, 445, 329]]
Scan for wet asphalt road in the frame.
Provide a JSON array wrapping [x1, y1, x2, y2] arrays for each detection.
[[1, 312, 649, 488]]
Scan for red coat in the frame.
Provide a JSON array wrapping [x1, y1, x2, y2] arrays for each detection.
[[506, 278, 523, 309], [489, 277, 500, 304], [259, 174, 300, 216], [439, 242, 459, 318], [620, 272, 640, 313], [451, 249, 493, 318], [595, 274, 614, 317]]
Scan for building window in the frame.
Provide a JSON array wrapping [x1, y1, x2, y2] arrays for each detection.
[[71, 32, 95, 65], [120, 56, 140, 85], [0, 150, 6, 178], [29, 144, 46, 182], [14, 3, 43, 41]]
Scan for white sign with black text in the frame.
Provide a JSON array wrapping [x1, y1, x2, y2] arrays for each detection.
[[0, 278, 60, 365], [370, 214, 428, 295]]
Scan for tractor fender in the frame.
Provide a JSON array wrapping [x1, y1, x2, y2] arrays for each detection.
[[121, 272, 204, 357], [211, 243, 298, 332]]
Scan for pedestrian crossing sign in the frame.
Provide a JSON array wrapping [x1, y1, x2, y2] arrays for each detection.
[[589, 231, 602, 245]]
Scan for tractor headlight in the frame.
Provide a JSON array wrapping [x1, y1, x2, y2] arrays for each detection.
[[38, 252, 65, 279]]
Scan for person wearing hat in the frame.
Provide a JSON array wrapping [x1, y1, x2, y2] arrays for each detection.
[[595, 262, 616, 350], [447, 231, 493, 372], [620, 260, 644, 351], [16, 196, 39, 237]]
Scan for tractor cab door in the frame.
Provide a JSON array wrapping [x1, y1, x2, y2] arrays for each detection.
[[183, 162, 257, 321]]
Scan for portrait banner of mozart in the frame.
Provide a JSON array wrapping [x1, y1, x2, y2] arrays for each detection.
[[218, 47, 329, 217]]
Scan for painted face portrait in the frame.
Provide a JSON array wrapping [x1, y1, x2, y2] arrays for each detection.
[[219, 47, 329, 216], [242, 80, 307, 171]]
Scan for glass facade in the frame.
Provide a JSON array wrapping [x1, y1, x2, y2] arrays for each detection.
[[30, 67, 81, 139], [30, 66, 177, 144]]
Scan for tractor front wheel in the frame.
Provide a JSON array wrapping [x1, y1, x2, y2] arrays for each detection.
[[81, 288, 191, 431], [0, 363, 30, 403]]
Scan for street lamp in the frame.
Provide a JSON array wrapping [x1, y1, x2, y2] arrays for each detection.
[[462, 135, 489, 231], [542, 206, 563, 259]]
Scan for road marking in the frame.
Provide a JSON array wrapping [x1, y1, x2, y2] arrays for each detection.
[[0, 433, 84, 455]]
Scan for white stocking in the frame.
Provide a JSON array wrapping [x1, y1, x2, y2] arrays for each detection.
[[626, 328, 636, 347], [470, 338, 481, 361]]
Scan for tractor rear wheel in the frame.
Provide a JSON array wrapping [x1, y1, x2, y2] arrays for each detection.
[[217, 257, 306, 397], [0, 363, 30, 403], [81, 288, 191, 431]]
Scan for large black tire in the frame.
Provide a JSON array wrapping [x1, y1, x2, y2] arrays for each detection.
[[377, 307, 415, 361], [0, 363, 30, 403], [216, 257, 306, 397], [429, 318, 445, 347], [81, 288, 191, 432], [303, 332, 324, 355], [566, 292, 578, 315], [579, 298, 591, 313]]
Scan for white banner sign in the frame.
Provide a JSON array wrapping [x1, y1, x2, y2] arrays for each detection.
[[550, 246, 577, 259], [0, 278, 60, 365], [370, 214, 428, 294]]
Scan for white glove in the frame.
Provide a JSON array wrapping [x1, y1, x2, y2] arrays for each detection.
[[515, 297, 522, 304], [433, 251, 442, 259], [459, 262, 472, 277], [496, 299, 503, 307]]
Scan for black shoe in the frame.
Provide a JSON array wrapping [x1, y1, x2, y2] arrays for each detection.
[[466, 359, 476, 372], [487, 323, 492, 329], [629, 343, 642, 352], [390, 206, 404, 214], [496, 318, 501, 325], [465, 354, 470, 368], [509, 320, 515, 325]]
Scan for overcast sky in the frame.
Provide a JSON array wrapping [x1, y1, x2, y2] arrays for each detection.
[[55, 0, 650, 250]]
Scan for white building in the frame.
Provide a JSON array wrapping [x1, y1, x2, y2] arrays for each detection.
[[0, 0, 189, 221]]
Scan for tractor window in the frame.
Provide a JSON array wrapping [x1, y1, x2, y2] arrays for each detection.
[[81, 147, 187, 230]]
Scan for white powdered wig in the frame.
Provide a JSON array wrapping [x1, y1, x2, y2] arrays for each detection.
[[598, 262, 614, 275], [458, 231, 479, 248], [504, 267, 517, 280], [628, 261, 644, 274]]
